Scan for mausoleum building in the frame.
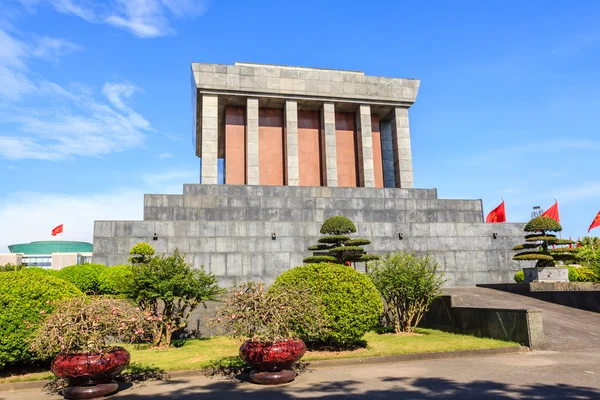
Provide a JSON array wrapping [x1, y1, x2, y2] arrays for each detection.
[[93, 62, 526, 286]]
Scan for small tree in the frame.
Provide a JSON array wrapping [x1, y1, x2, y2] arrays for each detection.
[[368, 252, 445, 333], [129, 242, 156, 264], [126, 248, 223, 347], [512, 216, 578, 268], [303, 216, 380, 267]]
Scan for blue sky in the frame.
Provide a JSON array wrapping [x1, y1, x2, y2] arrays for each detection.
[[1, 0, 599, 251]]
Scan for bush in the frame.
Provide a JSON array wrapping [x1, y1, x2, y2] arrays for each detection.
[[368, 252, 445, 333], [210, 282, 325, 342], [568, 266, 597, 282], [514, 270, 525, 283], [98, 264, 134, 295], [31, 296, 153, 359], [271, 263, 383, 346], [0, 270, 81, 368], [56, 264, 107, 293]]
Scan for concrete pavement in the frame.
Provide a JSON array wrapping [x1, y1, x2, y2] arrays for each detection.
[[5, 348, 600, 399]]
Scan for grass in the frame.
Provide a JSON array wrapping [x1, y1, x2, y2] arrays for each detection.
[[0, 329, 518, 384]]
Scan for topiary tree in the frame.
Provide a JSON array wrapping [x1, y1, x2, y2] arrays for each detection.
[[129, 242, 156, 264], [0, 270, 81, 368], [368, 252, 446, 333], [270, 263, 383, 347], [56, 264, 107, 293], [98, 264, 134, 295], [512, 216, 578, 268], [303, 216, 380, 267]]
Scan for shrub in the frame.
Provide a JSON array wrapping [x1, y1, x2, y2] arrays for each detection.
[[210, 281, 325, 342], [513, 216, 577, 268], [0, 270, 81, 368], [129, 242, 156, 264], [0, 263, 24, 272], [271, 263, 383, 346], [568, 266, 597, 282], [368, 252, 445, 333], [31, 296, 153, 359], [304, 216, 380, 266], [514, 270, 525, 283], [98, 264, 134, 295], [56, 264, 107, 293], [126, 249, 223, 347]]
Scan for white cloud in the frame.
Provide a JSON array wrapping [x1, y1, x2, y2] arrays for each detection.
[[0, 29, 151, 160], [24, 0, 208, 38], [0, 169, 194, 252], [158, 152, 173, 159], [32, 36, 82, 61]]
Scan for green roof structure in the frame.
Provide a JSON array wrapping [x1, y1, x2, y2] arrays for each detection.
[[8, 241, 93, 255]]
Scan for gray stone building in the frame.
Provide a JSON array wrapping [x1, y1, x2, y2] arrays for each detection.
[[93, 62, 525, 286]]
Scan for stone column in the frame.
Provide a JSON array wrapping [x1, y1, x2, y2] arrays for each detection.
[[201, 94, 218, 184], [391, 107, 414, 188], [356, 104, 375, 188], [320, 102, 337, 187], [246, 98, 259, 185], [285, 100, 299, 186]]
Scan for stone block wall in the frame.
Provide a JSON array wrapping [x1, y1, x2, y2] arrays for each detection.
[[93, 185, 525, 287]]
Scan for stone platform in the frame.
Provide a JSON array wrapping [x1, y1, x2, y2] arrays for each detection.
[[93, 184, 526, 287]]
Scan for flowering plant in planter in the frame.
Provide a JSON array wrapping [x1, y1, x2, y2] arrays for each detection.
[[210, 282, 324, 384], [30, 296, 154, 398]]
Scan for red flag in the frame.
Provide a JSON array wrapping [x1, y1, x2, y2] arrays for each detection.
[[51, 224, 63, 236], [569, 236, 573, 249], [589, 212, 600, 233], [541, 201, 560, 222], [486, 200, 506, 223], [577, 237, 582, 248]]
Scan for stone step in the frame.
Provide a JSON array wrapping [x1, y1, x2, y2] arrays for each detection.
[[143, 206, 484, 224], [181, 184, 439, 200]]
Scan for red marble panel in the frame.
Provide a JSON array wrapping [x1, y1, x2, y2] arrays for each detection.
[[225, 106, 246, 185], [335, 112, 358, 187], [298, 110, 322, 186], [259, 108, 284, 186]]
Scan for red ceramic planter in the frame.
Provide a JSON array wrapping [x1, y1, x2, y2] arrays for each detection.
[[51, 347, 130, 399], [239, 339, 306, 384]]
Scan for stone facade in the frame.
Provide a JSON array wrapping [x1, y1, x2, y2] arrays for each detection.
[[93, 184, 526, 287], [92, 62, 527, 287]]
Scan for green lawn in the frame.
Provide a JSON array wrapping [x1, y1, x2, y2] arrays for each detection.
[[0, 329, 518, 384]]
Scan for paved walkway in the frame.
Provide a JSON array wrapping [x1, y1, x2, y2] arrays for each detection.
[[6, 349, 600, 399], [444, 287, 600, 350]]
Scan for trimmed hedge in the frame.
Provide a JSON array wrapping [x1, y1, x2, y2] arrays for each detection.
[[320, 216, 357, 235], [56, 264, 107, 294], [0, 270, 81, 367], [271, 263, 383, 346], [97, 264, 134, 295], [569, 266, 597, 282], [514, 270, 525, 283]]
